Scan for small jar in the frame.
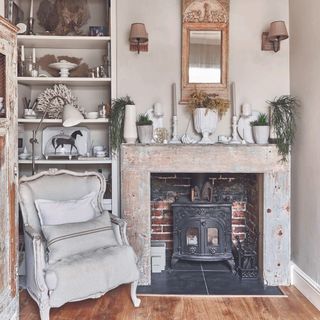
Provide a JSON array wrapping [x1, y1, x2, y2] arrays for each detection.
[[24, 57, 33, 77], [98, 102, 107, 118]]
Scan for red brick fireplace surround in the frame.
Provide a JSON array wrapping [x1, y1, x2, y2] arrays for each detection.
[[121, 145, 290, 286]]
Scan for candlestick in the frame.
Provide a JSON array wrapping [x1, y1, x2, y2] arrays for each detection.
[[172, 83, 177, 116], [231, 82, 237, 117], [32, 48, 36, 64], [30, 0, 34, 19], [229, 115, 241, 145], [21, 45, 25, 62], [27, 17, 34, 35], [169, 115, 181, 144]]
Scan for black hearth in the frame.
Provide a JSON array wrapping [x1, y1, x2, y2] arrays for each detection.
[[171, 200, 235, 272]]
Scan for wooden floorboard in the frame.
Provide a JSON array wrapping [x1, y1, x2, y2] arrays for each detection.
[[19, 285, 320, 320]]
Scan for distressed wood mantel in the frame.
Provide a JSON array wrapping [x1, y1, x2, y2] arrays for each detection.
[[121, 144, 290, 286]]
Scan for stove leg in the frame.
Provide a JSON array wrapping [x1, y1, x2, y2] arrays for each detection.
[[171, 257, 179, 268], [227, 258, 236, 275]]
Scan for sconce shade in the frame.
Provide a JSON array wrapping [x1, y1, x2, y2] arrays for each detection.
[[268, 21, 289, 41], [62, 104, 84, 127], [129, 23, 148, 43]]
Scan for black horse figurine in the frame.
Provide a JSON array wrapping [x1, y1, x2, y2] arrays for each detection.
[[52, 130, 83, 155]]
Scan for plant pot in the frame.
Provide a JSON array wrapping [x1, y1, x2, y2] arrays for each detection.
[[123, 104, 137, 144], [137, 125, 153, 144], [193, 108, 218, 144], [252, 126, 270, 144]]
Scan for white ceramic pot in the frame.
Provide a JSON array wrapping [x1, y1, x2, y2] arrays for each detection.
[[193, 108, 218, 144], [123, 104, 137, 144], [252, 126, 270, 144], [137, 125, 153, 144]]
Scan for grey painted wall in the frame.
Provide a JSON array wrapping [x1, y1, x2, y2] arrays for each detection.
[[290, 0, 320, 286], [116, 0, 290, 138]]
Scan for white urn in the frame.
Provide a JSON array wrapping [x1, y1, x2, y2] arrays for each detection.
[[193, 108, 218, 144], [123, 104, 137, 144]]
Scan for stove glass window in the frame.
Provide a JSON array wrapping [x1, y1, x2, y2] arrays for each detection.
[[208, 227, 219, 246], [186, 228, 199, 246]]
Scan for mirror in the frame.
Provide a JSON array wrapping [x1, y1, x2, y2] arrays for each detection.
[[181, 0, 230, 103], [189, 30, 222, 84]]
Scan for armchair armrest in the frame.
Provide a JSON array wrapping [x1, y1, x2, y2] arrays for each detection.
[[107, 212, 129, 246], [24, 225, 49, 295]]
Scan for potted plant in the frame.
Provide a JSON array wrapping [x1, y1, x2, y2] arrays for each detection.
[[251, 113, 270, 145], [268, 95, 300, 161], [188, 91, 229, 144], [136, 114, 153, 144], [110, 96, 135, 152]]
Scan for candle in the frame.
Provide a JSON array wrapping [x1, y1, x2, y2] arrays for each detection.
[[30, 0, 34, 19], [172, 83, 177, 116], [231, 82, 237, 117], [154, 102, 162, 116], [21, 45, 25, 62], [32, 48, 36, 64], [242, 103, 252, 117]]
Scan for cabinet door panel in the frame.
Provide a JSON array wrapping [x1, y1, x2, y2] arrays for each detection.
[[0, 16, 18, 320]]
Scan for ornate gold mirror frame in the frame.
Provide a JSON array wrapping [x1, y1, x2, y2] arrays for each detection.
[[181, 0, 230, 103]]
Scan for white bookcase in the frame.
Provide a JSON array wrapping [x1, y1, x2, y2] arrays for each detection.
[[17, 0, 119, 215]]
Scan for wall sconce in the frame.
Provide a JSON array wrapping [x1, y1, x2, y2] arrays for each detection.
[[262, 21, 289, 52], [129, 23, 148, 54]]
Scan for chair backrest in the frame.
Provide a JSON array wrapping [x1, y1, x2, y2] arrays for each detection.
[[19, 169, 105, 232]]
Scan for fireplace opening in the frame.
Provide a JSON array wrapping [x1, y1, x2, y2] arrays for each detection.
[[150, 173, 262, 277]]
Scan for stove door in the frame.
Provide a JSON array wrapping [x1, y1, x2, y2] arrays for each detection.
[[203, 220, 226, 256], [181, 219, 202, 256]]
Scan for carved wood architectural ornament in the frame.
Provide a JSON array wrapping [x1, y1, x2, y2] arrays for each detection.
[[183, 0, 229, 24]]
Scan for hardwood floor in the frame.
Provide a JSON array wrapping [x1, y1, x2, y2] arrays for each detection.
[[20, 285, 320, 320]]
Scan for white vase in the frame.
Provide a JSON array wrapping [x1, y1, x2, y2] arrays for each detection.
[[253, 126, 270, 144], [137, 125, 153, 144], [193, 108, 218, 144], [123, 104, 137, 144]]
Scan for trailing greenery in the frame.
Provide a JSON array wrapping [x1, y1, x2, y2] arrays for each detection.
[[110, 96, 135, 152], [268, 95, 300, 162], [188, 90, 229, 117], [251, 113, 269, 126], [136, 114, 153, 126]]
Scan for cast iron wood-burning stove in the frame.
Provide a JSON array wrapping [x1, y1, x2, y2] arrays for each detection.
[[171, 201, 235, 271]]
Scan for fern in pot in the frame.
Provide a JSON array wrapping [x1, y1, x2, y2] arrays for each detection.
[[268, 95, 300, 161], [136, 114, 153, 144], [110, 96, 135, 152], [251, 113, 270, 145]]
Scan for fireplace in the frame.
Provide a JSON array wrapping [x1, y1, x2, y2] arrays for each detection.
[[172, 201, 234, 271], [121, 144, 291, 286]]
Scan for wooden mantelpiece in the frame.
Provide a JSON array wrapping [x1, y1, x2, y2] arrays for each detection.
[[121, 144, 290, 286]]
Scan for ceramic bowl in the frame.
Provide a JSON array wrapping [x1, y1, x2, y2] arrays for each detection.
[[86, 112, 99, 119]]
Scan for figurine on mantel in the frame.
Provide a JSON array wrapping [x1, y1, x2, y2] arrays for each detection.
[[237, 103, 259, 144]]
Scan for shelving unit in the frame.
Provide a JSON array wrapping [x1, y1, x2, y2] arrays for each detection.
[[19, 159, 112, 165], [18, 77, 111, 86], [16, 0, 118, 214], [18, 118, 109, 124], [17, 35, 111, 49]]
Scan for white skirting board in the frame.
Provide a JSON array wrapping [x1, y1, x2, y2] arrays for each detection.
[[291, 263, 320, 311]]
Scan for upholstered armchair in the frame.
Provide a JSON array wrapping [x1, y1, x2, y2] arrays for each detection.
[[19, 169, 140, 320]]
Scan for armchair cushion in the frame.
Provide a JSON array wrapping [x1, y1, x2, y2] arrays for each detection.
[[35, 192, 98, 226], [42, 212, 118, 264], [46, 245, 139, 307]]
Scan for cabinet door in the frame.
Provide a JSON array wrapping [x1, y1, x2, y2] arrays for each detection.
[[0, 17, 19, 320]]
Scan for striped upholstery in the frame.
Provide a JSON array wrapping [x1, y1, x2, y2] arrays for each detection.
[[42, 212, 118, 264]]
